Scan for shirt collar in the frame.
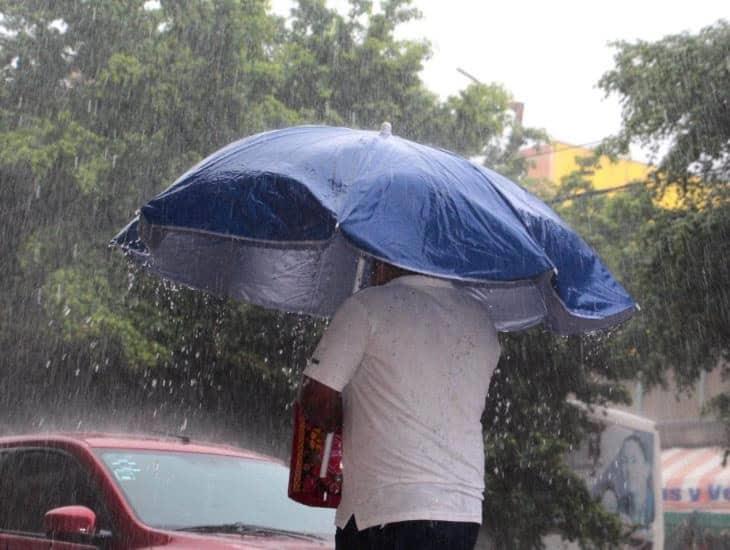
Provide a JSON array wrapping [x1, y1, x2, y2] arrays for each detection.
[[386, 274, 455, 289]]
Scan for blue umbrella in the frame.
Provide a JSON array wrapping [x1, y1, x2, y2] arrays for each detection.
[[113, 124, 636, 334]]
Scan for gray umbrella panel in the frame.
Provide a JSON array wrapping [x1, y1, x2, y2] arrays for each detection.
[[124, 220, 600, 333]]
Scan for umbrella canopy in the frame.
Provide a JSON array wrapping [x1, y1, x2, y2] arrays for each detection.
[[113, 125, 636, 334]]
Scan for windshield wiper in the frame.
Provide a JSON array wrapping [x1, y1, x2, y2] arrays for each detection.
[[176, 522, 325, 540]]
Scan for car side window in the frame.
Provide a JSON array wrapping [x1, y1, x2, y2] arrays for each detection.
[[0, 447, 112, 535]]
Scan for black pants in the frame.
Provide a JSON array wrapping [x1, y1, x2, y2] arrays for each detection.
[[335, 517, 480, 550]]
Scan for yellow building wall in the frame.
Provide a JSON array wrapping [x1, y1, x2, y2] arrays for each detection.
[[525, 141, 681, 208], [548, 141, 651, 191]]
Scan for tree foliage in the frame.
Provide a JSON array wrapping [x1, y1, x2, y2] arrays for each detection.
[[599, 20, 730, 201], [483, 329, 630, 548], [595, 20, 730, 391]]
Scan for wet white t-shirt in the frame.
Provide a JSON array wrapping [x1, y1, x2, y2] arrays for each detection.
[[303, 275, 501, 530]]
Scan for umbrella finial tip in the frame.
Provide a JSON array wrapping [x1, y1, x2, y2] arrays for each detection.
[[379, 121, 392, 138]]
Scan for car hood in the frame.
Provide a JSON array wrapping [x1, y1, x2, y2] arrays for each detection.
[[144, 529, 333, 549]]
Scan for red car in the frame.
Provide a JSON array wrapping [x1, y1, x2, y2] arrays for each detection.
[[0, 433, 335, 549]]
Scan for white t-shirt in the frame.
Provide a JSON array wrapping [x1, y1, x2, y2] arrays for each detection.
[[303, 275, 501, 530]]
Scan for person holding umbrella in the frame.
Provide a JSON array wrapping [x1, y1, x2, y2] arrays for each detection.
[[114, 123, 636, 548], [300, 259, 501, 550]]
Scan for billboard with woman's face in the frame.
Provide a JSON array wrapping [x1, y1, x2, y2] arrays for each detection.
[[565, 412, 660, 548], [596, 431, 655, 527]]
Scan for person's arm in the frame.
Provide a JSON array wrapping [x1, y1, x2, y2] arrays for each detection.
[[299, 375, 342, 432], [300, 295, 370, 432]]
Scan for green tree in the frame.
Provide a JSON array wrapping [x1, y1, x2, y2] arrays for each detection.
[[0, 0, 294, 442], [599, 20, 730, 201], [483, 328, 630, 548], [597, 20, 730, 390]]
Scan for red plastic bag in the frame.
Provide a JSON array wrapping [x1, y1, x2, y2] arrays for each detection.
[[288, 401, 343, 507]]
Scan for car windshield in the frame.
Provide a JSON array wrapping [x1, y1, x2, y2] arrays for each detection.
[[95, 449, 334, 537]]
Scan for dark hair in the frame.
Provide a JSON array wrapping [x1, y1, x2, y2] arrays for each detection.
[[620, 434, 650, 463], [370, 260, 416, 284]]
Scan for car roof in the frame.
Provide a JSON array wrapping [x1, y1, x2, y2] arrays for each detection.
[[0, 432, 283, 464]]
